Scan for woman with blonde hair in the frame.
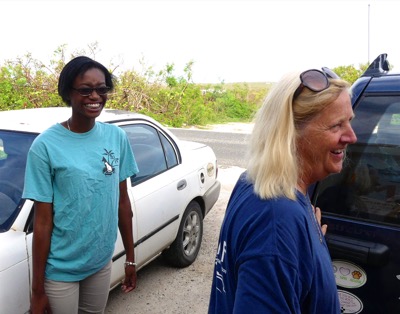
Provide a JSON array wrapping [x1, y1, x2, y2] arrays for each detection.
[[209, 68, 357, 313]]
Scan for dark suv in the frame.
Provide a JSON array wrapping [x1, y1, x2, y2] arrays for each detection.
[[311, 54, 400, 314]]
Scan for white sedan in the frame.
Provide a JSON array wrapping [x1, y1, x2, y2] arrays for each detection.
[[0, 107, 221, 313]]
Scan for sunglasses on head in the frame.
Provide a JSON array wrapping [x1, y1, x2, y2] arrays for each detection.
[[72, 87, 111, 97], [293, 67, 340, 99]]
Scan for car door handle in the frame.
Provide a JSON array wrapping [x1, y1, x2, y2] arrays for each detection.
[[177, 179, 187, 191], [326, 233, 390, 267]]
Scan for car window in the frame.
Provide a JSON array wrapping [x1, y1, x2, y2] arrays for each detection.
[[315, 96, 400, 226], [0, 131, 36, 232], [121, 124, 178, 185], [160, 133, 178, 168]]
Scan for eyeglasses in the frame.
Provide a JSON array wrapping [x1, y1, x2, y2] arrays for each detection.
[[72, 87, 111, 97], [293, 67, 339, 99]]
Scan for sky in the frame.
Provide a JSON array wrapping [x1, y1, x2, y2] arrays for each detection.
[[1, 0, 400, 83]]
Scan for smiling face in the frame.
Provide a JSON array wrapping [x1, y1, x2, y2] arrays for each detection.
[[69, 68, 108, 120], [297, 90, 357, 188]]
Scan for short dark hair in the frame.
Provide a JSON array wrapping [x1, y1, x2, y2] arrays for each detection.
[[58, 56, 115, 106]]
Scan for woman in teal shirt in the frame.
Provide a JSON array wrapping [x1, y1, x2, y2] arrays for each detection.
[[23, 56, 138, 314]]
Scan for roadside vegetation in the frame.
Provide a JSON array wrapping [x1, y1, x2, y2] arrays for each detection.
[[0, 43, 373, 127]]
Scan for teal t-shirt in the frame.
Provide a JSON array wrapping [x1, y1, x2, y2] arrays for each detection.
[[23, 122, 138, 281]]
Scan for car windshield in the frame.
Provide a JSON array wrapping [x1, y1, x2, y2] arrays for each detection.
[[0, 131, 37, 232]]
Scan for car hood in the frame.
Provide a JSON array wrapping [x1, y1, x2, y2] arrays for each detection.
[[0, 231, 27, 272]]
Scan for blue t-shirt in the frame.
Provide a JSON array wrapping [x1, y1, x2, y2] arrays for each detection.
[[23, 122, 138, 281], [209, 172, 340, 314]]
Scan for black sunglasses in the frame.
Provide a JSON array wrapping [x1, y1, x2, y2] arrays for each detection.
[[72, 87, 111, 97], [293, 67, 339, 99]]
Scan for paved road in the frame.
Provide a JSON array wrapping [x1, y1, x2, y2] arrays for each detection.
[[169, 128, 250, 168]]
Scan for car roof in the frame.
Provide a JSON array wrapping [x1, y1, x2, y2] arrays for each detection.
[[365, 74, 400, 92], [0, 107, 154, 133]]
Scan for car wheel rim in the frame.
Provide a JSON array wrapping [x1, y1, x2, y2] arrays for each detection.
[[182, 210, 200, 256]]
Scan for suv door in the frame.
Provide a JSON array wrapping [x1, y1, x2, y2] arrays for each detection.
[[312, 95, 400, 313]]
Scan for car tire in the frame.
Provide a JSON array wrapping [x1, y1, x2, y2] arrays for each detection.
[[163, 201, 203, 268]]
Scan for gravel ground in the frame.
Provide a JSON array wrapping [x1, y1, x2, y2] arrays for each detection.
[[106, 165, 245, 314]]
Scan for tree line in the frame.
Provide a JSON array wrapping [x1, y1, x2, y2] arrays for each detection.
[[0, 44, 370, 127]]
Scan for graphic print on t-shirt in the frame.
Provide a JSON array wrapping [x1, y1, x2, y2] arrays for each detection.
[[214, 240, 228, 294], [102, 148, 119, 175]]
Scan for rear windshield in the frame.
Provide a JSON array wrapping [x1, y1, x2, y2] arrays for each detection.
[[0, 131, 37, 232]]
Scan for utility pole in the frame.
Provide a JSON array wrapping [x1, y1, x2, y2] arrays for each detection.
[[368, 3, 370, 63]]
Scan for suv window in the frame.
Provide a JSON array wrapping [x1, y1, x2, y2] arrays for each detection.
[[316, 95, 400, 226], [0, 131, 36, 232], [122, 124, 178, 185]]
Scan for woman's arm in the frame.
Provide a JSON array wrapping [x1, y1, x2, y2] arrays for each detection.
[[118, 179, 136, 293], [31, 201, 53, 314]]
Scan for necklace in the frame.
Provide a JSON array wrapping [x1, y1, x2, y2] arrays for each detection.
[[67, 118, 71, 131], [306, 196, 323, 243]]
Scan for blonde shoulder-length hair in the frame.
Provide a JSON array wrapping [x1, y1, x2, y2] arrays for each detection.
[[246, 71, 351, 200]]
